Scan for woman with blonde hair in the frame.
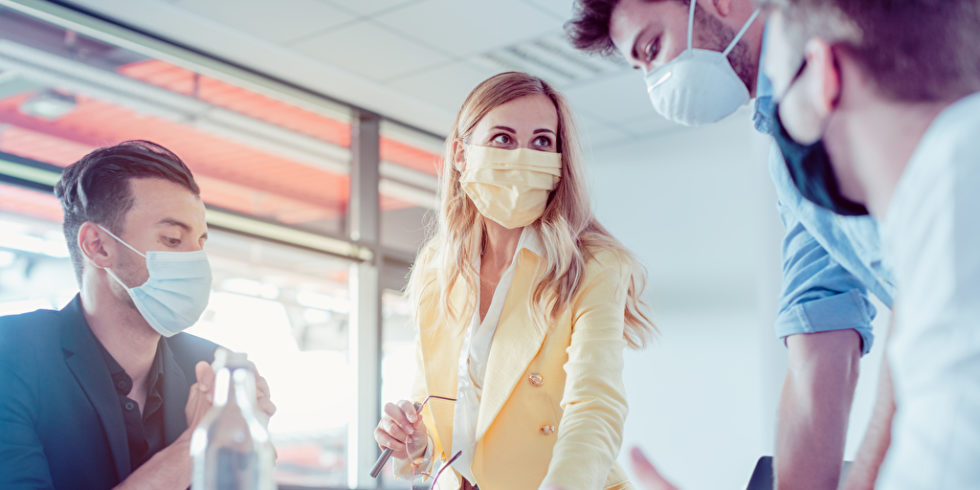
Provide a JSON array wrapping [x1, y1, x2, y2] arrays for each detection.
[[374, 71, 655, 490]]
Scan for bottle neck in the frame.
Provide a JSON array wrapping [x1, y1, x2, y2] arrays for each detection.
[[212, 365, 258, 409]]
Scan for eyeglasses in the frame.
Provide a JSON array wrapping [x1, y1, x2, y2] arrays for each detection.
[[412, 450, 463, 490], [370, 395, 457, 478]]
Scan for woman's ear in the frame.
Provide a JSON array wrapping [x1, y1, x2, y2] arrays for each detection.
[[451, 139, 466, 172]]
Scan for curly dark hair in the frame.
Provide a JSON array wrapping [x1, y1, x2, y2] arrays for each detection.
[[565, 0, 686, 56], [54, 140, 200, 283]]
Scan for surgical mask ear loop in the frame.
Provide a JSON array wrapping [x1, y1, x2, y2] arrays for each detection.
[[686, 0, 761, 56], [687, 0, 695, 50], [723, 9, 761, 56], [97, 224, 147, 259], [95, 224, 147, 290]]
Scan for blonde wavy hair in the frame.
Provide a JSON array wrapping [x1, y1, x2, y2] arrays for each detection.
[[408, 72, 655, 349]]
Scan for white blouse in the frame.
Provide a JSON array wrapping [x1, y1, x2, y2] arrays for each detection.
[[450, 227, 543, 484]]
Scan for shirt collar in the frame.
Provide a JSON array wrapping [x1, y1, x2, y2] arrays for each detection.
[[97, 336, 166, 397], [428, 226, 547, 270], [753, 21, 776, 135], [516, 226, 545, 258]]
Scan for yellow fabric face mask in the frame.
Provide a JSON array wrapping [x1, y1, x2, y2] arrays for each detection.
[[460, 145, 562, 229]]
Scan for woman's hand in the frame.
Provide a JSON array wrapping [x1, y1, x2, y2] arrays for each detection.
[[375, 400, 428, 460]]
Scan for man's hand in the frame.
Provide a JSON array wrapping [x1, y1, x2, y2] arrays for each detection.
[[253, 365, 276, 420], [114, 357, 276, 489], [185, 361, 215, 431], [630, 446, 678, 490], [776, 330, 861, 490]]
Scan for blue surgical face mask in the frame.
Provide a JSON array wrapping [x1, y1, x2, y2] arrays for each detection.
[[768, 60, 869, 216], [98, 224, 212, 337]]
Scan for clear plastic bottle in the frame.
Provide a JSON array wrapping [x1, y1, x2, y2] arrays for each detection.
[[191, 349, 275, 490]]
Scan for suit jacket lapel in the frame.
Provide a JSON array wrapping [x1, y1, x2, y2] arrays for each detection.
[[475, 249, 547, 441], [160, 339, 190, 444], [59, 296, 131, 482]]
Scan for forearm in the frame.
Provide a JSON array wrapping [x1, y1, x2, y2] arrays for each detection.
[[541, 342, 628, 489], [776, 330, 861, 490], [114, 432, 192, 490], [841, 353, 894, 490], [541, 254, 630, 489], [541, 396, 627, 489]]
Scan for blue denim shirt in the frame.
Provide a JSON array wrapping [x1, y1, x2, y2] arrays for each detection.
[[755, 35, 895, 354]]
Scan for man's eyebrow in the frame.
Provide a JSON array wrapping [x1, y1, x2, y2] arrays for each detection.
[[158, 217, 190, 231], [158, 217, 208, 240]]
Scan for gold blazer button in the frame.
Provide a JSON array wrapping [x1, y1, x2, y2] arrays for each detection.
[[528, 373, 544, 386], [539, 425, 555, 435]]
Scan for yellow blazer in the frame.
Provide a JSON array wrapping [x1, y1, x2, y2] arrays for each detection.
[[401, 245, 634, 490]]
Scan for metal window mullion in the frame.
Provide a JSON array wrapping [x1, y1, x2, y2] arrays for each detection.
[[347, 110, 382, 489]]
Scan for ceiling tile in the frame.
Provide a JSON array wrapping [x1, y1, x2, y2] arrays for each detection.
[[573, 115, 631, 153], [620, 113, 681, 137], [562, 71, 652, 122], [373, 0, 559, 57], [288, 20, 451, 81], [388, 60, 500, 115], [328, 0, 421, 17], [524, 0, 574, 20], [171, 0, 356, 44]]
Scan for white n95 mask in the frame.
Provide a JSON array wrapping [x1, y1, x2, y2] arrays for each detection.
[[98, 224, 212, 337], [645, 1, 760, 126], [460, 145, 562, 229]]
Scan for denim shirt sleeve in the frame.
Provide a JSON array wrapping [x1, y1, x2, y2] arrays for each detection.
[[755, 35, 876, 354], [769, 149, 877, 355]]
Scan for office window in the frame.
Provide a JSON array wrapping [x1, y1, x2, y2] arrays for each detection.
[[187, 232, 354, 488], [379, 121, 441, 257], [0, 185, 75, 315], [0, 6, 352, 235], [0, 3, 445, 487], [378, 288, 417, 488]]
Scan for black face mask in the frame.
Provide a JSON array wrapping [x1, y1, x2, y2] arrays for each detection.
[[766, 100, 870, 217]]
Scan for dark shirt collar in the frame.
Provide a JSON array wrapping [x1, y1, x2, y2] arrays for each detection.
[[96, 331, 166, 405]]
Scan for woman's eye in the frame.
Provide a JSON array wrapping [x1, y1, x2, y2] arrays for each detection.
[[163, 237, 181, 247], [491, 133, 511, 145], [533, 136, 554, 148]]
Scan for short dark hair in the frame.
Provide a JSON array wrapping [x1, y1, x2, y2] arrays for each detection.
[[54, 140, 200, 283], [758, 0, 980, 102], [565, 0, 686, 56]]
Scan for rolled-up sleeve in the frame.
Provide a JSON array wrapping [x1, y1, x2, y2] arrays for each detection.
[[540, 252, 630, 489], [771, 151, 877, 354]]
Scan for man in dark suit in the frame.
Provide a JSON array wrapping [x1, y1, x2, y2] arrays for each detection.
[[0, 140, 275, 488]]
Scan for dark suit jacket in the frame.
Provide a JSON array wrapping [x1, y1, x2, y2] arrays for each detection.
[[0, 295, 219, 489]]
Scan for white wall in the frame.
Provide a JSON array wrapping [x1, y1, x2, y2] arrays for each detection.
[[586, 109, 889, 489]]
